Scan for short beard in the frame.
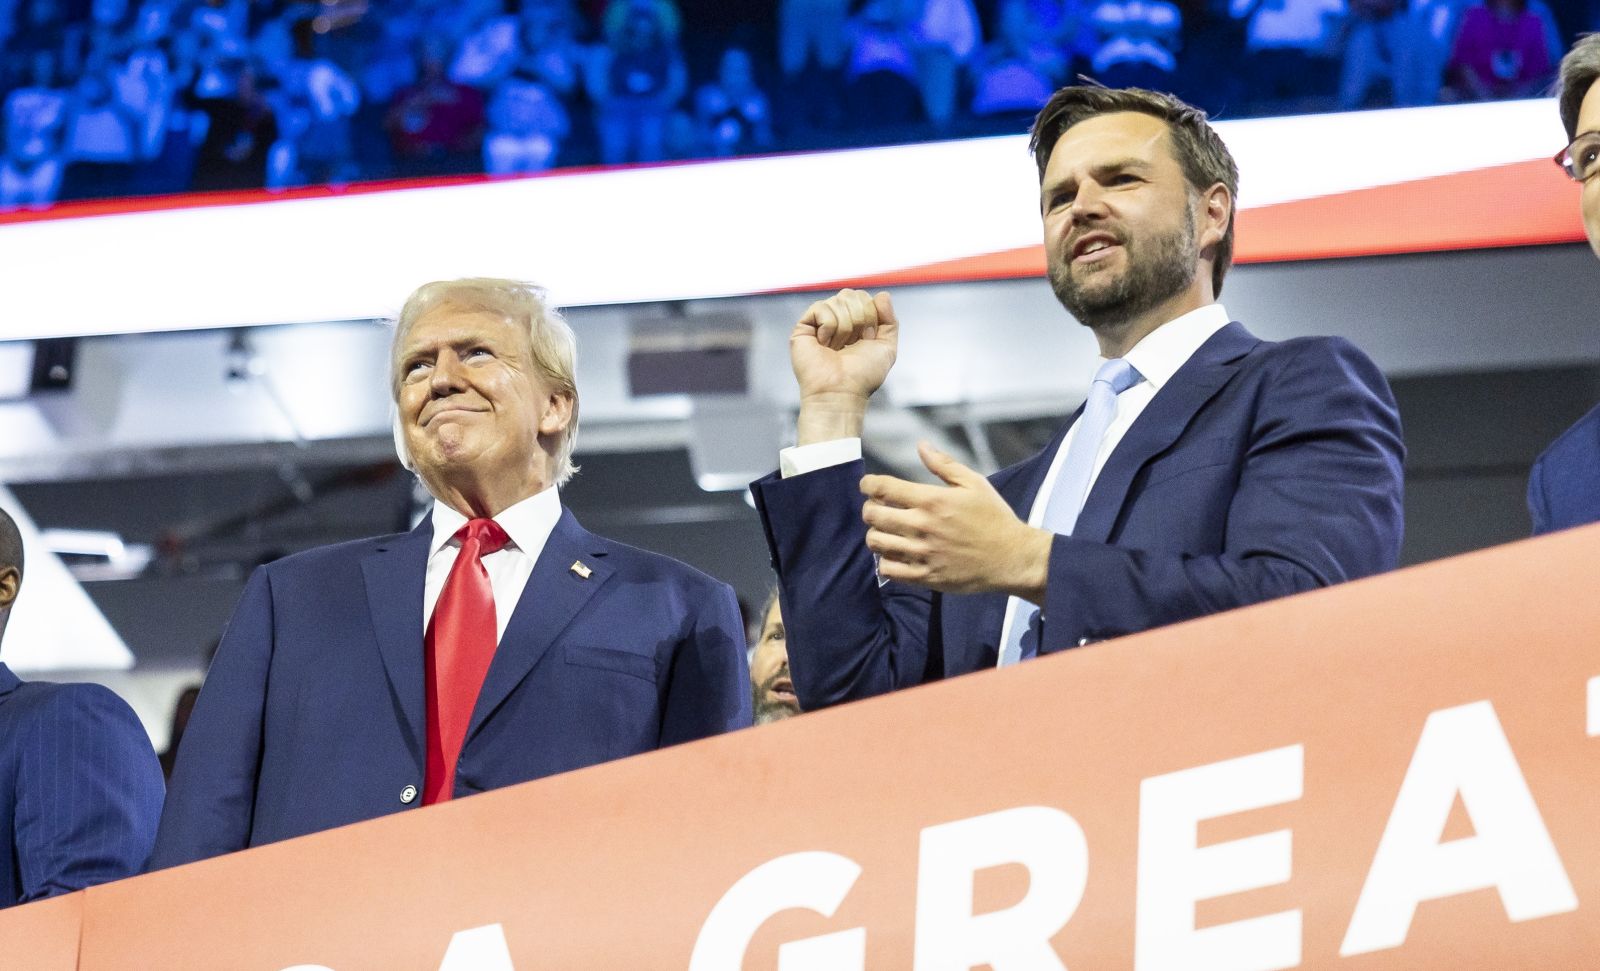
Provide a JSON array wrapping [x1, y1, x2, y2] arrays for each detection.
[[754, 699, 800, 726], [1048, 216, 1199, 340], [752, 672, 801, 726]]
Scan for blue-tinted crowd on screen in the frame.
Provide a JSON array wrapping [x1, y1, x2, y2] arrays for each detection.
[[0, 0, 1594, 210]]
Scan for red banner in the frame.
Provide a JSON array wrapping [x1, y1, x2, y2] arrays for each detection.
[[0, 890, 81, 969], [8, 525, 1600, 968]]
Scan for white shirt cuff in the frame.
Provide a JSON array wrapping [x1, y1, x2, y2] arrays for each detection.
[[779, 438, 863, 478]]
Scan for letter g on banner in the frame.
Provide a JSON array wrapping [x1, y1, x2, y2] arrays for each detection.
[[690, 851, 866, 971]]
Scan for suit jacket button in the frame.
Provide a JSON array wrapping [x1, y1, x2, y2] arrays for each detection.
[[400, 785, 418, 804]]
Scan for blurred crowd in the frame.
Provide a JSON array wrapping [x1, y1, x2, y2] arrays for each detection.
[[1, 0, 1596, 210]]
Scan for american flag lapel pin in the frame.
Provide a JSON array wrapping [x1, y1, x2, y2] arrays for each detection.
[[570, 560, 593, 580]]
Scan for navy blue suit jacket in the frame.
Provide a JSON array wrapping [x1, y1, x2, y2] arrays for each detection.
[[751, 323, 1406, 708], [0, 662, 164, 907], [1529, 402, 1600, 535], [150, 508, 749, 870]]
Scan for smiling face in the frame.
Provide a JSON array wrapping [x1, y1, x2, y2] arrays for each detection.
[[1041, 111, 1213, 336], [395, 302, 573, 516], [751, 597, 799, 725]]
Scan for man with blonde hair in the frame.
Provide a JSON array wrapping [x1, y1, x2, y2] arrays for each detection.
[[153, 279, 750, 868]]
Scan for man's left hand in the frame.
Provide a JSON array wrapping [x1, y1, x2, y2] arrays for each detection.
[[861, 442, 1053, 602]]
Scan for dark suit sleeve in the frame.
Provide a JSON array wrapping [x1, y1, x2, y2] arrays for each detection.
[[15, 684, 164, 901], [1039, 337, 1406, 649], [660, 581, 752, 742], [751, 461, 938, 709], [149, 566, 274, 870], [1528, 453, 1552, 536]]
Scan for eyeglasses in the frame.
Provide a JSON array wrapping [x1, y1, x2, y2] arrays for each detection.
[[1555, 132, 1600, 182]]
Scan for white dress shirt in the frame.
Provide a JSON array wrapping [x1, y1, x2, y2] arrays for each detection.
[[778, 302, 1234, 664], [423, 486, 563, 645]]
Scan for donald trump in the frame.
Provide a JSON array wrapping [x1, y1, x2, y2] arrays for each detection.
[[153, 278, 751, 867]]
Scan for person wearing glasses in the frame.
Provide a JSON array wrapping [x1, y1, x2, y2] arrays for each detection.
[[1531, 36, 1600, 535]]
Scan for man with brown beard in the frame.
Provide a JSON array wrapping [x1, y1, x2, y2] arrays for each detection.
[[750, 85, 1406, 708], [749, 591, 801, 726]]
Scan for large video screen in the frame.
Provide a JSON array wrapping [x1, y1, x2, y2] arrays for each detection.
[[1, 0, 1590, 337]]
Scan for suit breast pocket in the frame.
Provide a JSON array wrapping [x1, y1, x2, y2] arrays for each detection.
[[564, 643, 659, 683], [1139, 436, 1239, 491]]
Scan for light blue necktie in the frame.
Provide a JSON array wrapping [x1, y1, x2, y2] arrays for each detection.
[[997, 357, 1141, 667]]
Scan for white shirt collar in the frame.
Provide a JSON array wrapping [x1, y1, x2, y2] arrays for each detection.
[[427, 486, 563, 561], [1110, 303, 1232, 393]]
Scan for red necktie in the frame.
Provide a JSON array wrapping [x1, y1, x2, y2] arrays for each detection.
[[423, 518, 510, 805]]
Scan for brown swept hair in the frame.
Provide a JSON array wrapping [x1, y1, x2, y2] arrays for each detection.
[[1030, 85, 1239, 297]]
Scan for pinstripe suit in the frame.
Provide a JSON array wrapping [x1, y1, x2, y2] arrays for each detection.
[[0, 662, 164, 908]]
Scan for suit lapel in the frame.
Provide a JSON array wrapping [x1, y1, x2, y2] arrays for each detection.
[[1071, 321, 1259, 544], [360, 520, 432, 751], [952, 444, 1071, 668], [997, 411, 1079, 519], [466, 509, 615, 743]]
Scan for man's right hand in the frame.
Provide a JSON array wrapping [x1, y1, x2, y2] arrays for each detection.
[[791, 289, 899, 445]]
